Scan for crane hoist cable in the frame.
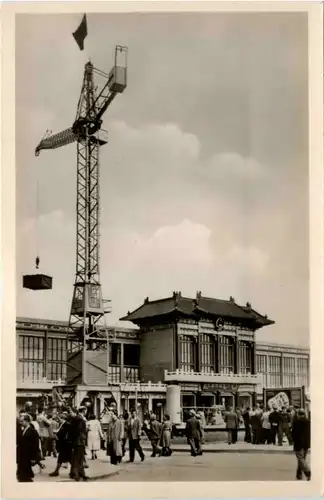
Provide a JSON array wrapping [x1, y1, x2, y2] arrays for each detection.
[[35, 161, 40, 270]]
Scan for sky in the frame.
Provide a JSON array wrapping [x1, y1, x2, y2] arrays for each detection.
[[16, 12, 309, 347]]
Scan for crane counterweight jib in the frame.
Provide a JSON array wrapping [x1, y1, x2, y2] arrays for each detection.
[[35, 127, 77, 156]]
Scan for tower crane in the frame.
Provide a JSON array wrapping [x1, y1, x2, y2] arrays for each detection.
[[35, 46, 128, 385]]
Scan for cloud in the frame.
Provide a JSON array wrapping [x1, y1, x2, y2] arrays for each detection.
[[15, 13, 309, 347]]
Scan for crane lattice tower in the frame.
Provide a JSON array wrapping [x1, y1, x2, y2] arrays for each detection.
[[35, 46, 128, 385]]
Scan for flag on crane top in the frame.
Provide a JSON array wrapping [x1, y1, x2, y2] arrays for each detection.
[[73, 14, 88, 51]]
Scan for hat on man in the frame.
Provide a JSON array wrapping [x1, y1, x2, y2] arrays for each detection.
[[189, 409, 196, 416]]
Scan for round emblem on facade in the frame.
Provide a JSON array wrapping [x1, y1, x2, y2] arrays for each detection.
[[216, 317, 224, 331]]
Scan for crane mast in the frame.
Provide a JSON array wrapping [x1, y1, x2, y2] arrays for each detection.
[[35, 46, 127, 385]]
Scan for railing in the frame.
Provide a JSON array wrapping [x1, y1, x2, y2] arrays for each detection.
[[164, 369, 261, 385], [17, 377, 66, 386]]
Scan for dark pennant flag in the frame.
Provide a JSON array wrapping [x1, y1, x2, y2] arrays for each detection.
[[73, 14, 88, 51]]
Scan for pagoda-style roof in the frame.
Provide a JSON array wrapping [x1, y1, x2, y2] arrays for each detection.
[[120, 292, 274, 330]]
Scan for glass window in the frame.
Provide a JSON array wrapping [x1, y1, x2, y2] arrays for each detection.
[[180, 335, 197, 372], [200, 334, 214, 372], [296, 357, 308, 387], [283, 357, 295, 386], [47, 337, 67, 381], [268, 355, 281, 387], [219, 336, 234, 374], [123, 344, 140, 366], [18, 336, 45, 382], [240, 341, 252, 374], [109, 343, 121, 365], [256, 354, 267, 386]]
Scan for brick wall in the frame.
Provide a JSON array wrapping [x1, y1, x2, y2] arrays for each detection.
[[140, 327, 174, 383]]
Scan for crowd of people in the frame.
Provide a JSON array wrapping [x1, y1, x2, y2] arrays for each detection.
[[223, 403, 311, 480], [16, 402, 311, 482]]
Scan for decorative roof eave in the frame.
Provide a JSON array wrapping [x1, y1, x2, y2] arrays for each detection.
[[193, 305, 274, 329], [120, 308, 195, 324]]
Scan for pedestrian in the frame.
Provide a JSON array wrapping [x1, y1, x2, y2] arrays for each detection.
[[47, 414, 59, 457], [127, 410, 145, 463], [233, 407, 241, 444], [242, 407, 251, 443], [106, 411, 123, 465], [269, 406, 282, 445], [70, 406, 88, 482], [223, 406, 239, 445], [185, 409, 203, 456], [87, 414, 104, 460], [280, 407, 293, 445], [160, 414, 172, 457], [261, 408, 272, 444], [121, 411, 129, 457], [149, 414, 162, 457], [36, 409, 51, 459], [292, 408, 311, 481], [17, 414, 40, 482], [30, 413, 46, 471], [49, 412, 73, 477]]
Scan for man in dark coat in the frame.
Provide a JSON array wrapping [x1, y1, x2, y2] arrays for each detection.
[[279, 408, 293, 445], [242, 407, 251, 443], [269, 406, 282, 445], [128, 410, 145, 462], [49, 412, 73, 477], [70, 406, 88, 481], [223, 407, 239, 445], [292, 409, 311, 481], [16, 414, 40, 482], [149, 414, 162, 457], [185, 410, 203, 456]]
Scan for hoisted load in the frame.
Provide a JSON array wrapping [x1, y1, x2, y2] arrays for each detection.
[[22, 153, 53, 291]]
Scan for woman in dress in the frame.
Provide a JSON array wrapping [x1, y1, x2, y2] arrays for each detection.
[[159, 414, 172, 457], [87, 414, 104, 460]]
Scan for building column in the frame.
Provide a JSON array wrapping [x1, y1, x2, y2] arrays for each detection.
[[197, 328, 201, 372], [44, 332, 48, 380], [280, 353, 284, 387], [217, 335, 221, 373], [148, 394, 153, 412], [294, 357, 298, 387], [266, 354, 270, 387], [120, 343, 124, 382], [251, 342, 256, 375], [235, 338, 240, 374]]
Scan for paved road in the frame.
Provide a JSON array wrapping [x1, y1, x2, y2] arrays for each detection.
[[100, 452, 299, 482]]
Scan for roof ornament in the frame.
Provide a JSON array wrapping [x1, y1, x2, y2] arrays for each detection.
[[229, 296, 235, 303], [144, 297, 149, 304], [246, 301, 252, 310], [196, 291, 202, 301]]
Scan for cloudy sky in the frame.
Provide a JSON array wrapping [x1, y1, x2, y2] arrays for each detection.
[[16, 12, 309, 346]]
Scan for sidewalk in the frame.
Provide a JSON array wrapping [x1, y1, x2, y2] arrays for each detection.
[[34, 443, 294, 482]]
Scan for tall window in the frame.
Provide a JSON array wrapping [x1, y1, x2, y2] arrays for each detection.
[[200, 334, 215, 373], [283, 357, 295, 386], [268, 355, 281, 387], [123, 344, 140, 382], [296, 357, 308, 387], [47, 338, 67, 381], [18, 335, 44, 381], [180, 335, 197, 372], [109, 343, 121, 382], [219, 336, 234, 374], [239, 341, 252, 374], [256, 354, 267, 387]]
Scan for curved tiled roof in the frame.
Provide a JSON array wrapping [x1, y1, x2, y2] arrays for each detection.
[[120, 292, 274, 329]]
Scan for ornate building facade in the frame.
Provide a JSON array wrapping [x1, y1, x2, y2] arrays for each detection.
[[16, 292, 309, 424]]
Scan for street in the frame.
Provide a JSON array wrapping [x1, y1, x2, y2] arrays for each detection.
[[101, 452, 297, 482]]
